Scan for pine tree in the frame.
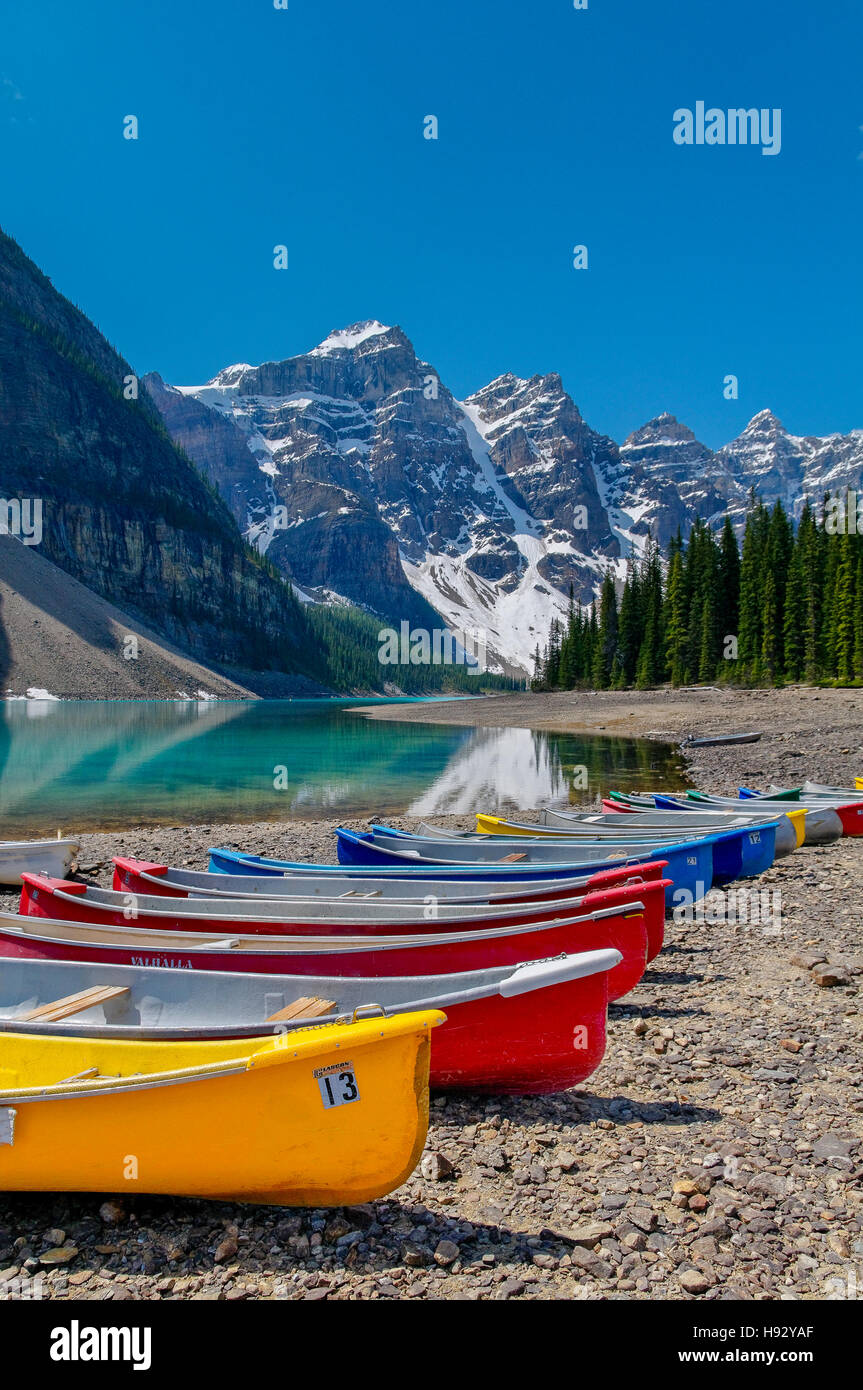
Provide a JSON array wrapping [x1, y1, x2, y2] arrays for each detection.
[[738, 502, 768, 682], [591, 572, 619, 689], [833, 533, 856, 683], [616, 563, 641, 687], [698, 592, 717, 682], [854, 554, 863, 680], [782, 543, 804, 682], [796, 501, 822, 681], [760, 569, 781, 685], [717, 515, 741, 645], [663, 549, 687, 686]]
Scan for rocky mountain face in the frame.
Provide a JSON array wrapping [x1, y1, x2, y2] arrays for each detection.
[[147, 322, 862, 677], [0, 227, 316, 683], [145, 328, 625, 674]]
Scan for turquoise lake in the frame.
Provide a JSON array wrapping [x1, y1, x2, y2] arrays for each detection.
[[0, 698, 686, 834]]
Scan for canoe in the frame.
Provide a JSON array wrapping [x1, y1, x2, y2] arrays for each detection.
[[0, 839, 79, 886], [0, 899, 650, 999], [207, 846, 665, 888], [533, 808, 798, 860], [0, 1010, 442, 1204], [113, 856, 663, 904], [799, 780, 863, 797], [336, 827, 712, 909], [607, 791, 828, 847], [682, 733, 761, 748], [20, 871, 665, 950], [743, 786, 863, 838], [470, 814, 778, 881], [0, 948, 621, 1094], [20, 873, 665, 984], [107, 859, 667, 960]]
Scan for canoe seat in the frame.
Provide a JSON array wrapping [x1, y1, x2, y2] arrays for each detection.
[[19, 985, 130, 1023], [266, 996, 337, 1023], [497, 852, 527, 863]]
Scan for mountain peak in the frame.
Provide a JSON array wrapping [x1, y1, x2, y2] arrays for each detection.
[[623, 413, 697, 448], [309, 320, 396, 356], [742, 408, 786, 434]]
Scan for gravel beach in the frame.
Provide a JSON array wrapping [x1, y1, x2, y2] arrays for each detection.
[[1, 687, 862, 1302]]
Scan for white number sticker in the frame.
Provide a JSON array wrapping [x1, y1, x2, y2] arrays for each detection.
[[315, 1062, 360, 1109]]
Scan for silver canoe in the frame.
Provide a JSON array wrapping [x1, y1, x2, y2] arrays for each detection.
[[797, 781, 862, 798], [0, 899, 635, 958], [537, 809, 797, 859], [361, 830, 693, 865], [766, 783, 863, 805], [419, 813, 786, 855], [610, 792, 841, 846], [0, 949, 621, 1040], [27, 878, 637, 927], [112, 862, 644, 903]]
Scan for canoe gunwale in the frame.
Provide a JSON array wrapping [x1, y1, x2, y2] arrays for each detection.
[[0, 1012, 443, 1103], [0, 1059, 247, 1105]]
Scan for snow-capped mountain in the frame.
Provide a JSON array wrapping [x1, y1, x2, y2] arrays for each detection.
[[144, 323, 863, 676]]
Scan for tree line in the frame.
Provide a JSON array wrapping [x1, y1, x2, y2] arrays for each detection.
[[533, 494, 863, 690]]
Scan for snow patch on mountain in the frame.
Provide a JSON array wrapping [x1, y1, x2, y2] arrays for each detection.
[[310, 321, 392, 355]]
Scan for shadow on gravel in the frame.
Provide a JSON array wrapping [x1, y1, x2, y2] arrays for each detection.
[[558, 1095, 722, 1129], [643, 968, 727, 987], [610, 1002, 708, 1021], [0, 1191, 611, 1291]]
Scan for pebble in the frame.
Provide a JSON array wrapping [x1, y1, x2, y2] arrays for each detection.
[[433, 1241, 459, 1267]]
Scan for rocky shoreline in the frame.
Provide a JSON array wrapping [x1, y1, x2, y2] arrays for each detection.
[[1, 692, 862, 1302]]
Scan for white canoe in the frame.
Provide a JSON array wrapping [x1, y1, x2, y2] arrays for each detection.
[[0, 839, 79, 886]]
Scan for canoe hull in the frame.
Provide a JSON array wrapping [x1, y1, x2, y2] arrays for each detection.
[[0, 956, 616, 1096], [207, 847, 664, 887], [20, 874, 667, 970], [547, 808, 797, 860], [112, 857, 663, 911], [0, 1015, 439, 1204], [0, 840, 79, 887], [0, 906, 650, 998], [430, 974, 610, 1093], [336, 829, 710, 909], [475, 817, 776, 884]]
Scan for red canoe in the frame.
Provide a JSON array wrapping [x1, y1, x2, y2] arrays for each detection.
[[21, 873, 667, 968], [111, 856, 667, 899], [430, 955, 618, 1092], [0, 950, 624, 1095], [106, 861, 667, 961], [1, 897, 650, 999]]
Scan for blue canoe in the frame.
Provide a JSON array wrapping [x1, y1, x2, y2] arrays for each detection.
[[334, 828, 715, 910], [208, 845, 663, 891], [368, 821, 775, 887]]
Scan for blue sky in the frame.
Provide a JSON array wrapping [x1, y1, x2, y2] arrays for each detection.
[[2, 0, 860, 448]]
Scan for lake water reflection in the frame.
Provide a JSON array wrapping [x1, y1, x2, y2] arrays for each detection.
[[0, 698, 687, 834]]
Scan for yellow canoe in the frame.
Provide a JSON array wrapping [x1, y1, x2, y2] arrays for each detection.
[[856, 778, 863, 792], [476, 814, 547, 836], [0, 1009, 443, 1205]]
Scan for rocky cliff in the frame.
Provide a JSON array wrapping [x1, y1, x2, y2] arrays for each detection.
[[0, 226, 314, 679]]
